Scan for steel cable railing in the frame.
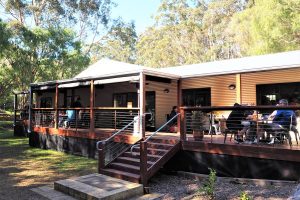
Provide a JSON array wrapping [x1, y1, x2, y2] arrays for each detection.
[[96, 114, 141, 166], [130, 113, 180, 164], [183, 106, 300, 147]]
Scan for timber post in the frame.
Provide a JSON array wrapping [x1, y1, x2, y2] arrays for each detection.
[[90, 80, 95, 134], [180, 108, 186, 141], [140, 141, 149, 193], [177, 79, 182, 134], [139, 72, 146, 139], [98, 141, 105, 172], [54, 83, 59, 129]]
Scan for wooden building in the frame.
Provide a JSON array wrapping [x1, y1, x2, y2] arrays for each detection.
[[22, 50, 300, 184]]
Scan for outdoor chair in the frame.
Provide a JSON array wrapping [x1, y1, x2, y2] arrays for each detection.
[[207, 115, 220, 135], [290, 115, 299, 145], [223, 129, 242, 143], [223, 118, 244, 144]]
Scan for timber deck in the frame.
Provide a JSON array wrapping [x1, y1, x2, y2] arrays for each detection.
[[32, 126, 300, 163]]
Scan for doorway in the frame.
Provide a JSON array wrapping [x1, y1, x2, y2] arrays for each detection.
[[146, 91, 155, 131]]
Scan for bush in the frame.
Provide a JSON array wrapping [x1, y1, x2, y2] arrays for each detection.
[[240, 191, 252, 200], [201, 168, 217, 199]]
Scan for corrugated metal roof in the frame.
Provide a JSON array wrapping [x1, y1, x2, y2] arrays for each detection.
[[159, 50, 300, 78], [74, 58, 179, 79]]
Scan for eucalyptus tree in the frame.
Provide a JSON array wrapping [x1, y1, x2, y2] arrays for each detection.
[[230, 0, 300, 55], [90, 18, 137, 64], [0, 0, 113, 105], [136, 0, 246, 68]]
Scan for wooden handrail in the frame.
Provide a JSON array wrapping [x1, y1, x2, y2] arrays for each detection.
[[32, 107, 140, 110], [93, 107, 140, 110], [181, 105, 300, 111]]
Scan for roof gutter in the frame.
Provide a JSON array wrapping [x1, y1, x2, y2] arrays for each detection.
[[180, 64, 300, 79]]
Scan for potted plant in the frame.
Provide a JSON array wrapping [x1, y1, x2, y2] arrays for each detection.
[[191, 110, 209, 141]]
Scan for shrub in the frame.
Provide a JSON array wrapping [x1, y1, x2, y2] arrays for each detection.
[[240, 191, 252, 200], [201, 168, 217, 199]]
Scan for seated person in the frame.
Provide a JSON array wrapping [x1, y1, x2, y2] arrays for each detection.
[[58, 110, 66, 127], [226, 103, 250, 142], [167, 106, 178, 132], [266, 99, 296, 144], [64, 105, 76, 128]]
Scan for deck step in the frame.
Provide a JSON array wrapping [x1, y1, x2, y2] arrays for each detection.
[[100, 168, 140, 183], [116, 156, 155, 167], [146, 142, 174, 150], [146, 138, 179, 145], [131, 147, 169, 155], [54, 174, 143, 200], [109, 162, 140, 174], [123, 152, 162, 161]]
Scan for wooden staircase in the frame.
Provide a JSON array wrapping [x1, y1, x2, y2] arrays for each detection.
[[98, 138, 181, 184]]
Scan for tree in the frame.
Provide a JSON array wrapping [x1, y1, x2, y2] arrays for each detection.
[[90, 18, 137, 63], [0, 0, 113, 43], [230, 0, 300, 55], [136, 0, 245, 68], [0, 20, 89, 105], [137, 0, 208, 67]]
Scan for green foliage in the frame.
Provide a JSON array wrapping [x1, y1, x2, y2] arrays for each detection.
[[230, 0, 300, 55], [0, 20, 90, 105], [90, 18, 137, 63], [1, 0, 113, 41], [201, 168, 217, 199], [240, 191, 252, 200], [136, 0, 246, 67]]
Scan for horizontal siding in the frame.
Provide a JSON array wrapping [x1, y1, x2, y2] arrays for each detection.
[[241, 68, 300, 105], [182, 75, 236, 106], [146, 80, 177, 128]]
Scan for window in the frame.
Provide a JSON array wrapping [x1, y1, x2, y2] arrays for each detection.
[[257, 82, 300, 105], [113, 92, 138, 107], [40, 97, 52, 108], [182, 88, 211, 107]]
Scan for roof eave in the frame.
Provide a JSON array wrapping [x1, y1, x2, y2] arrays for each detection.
[[180, 64, 300, 79]]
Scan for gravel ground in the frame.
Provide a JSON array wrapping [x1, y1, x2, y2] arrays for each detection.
[[149, 172, 298, 200]]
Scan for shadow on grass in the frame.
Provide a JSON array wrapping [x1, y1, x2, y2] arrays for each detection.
[[0, 122, 97, 198]]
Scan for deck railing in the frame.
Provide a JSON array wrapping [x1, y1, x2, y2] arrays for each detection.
[[32, 107, 139, 131], [94, 107, 139, 130], [180, 105, 300, 147]]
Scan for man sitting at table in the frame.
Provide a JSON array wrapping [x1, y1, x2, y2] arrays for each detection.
[[267, 99, 296, 144]]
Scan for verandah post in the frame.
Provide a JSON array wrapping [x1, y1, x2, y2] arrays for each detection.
[[54, 83, 59, 129], [13, 93, 17, 129], [180, 108, 186, 141], [139, 72, 146, 139], [90, 80, 95, 134], [177, 79, 182, 134]]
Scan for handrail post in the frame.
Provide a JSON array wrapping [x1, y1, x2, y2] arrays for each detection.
[[114, 109, 117, 130], [180, 108, 186, 141], [140, 141, 148, 193], [98, 141, 105, 172]]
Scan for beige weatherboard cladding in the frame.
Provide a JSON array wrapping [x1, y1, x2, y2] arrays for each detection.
[[241, 68, 300, 105], [181, 74, 237, 106]]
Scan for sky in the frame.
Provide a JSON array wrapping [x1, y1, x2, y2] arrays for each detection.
[[111, 0, 161, 33]]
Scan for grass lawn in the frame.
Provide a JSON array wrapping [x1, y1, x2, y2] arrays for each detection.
[[0, 121, 97, 199]]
